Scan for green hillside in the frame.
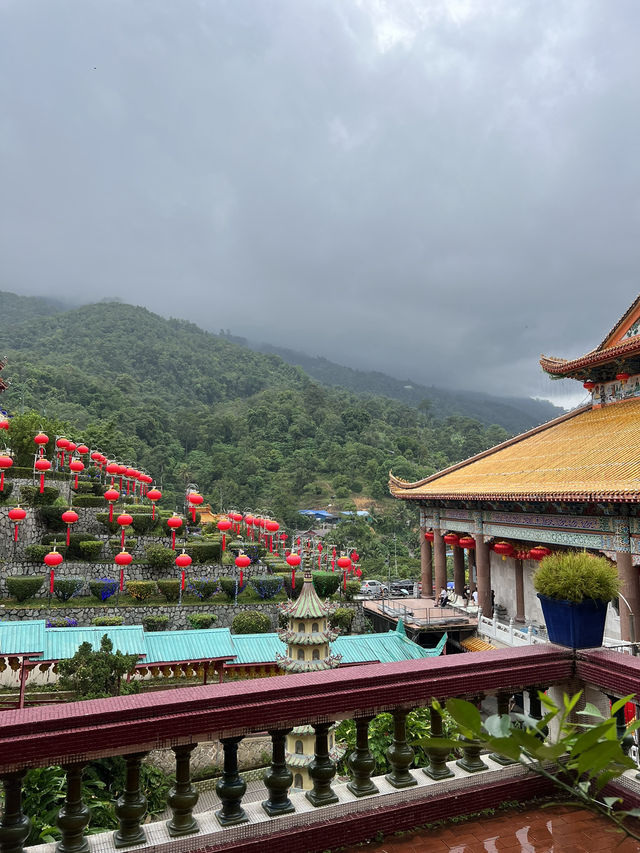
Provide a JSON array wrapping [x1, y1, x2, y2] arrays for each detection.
[[0, 292, 509, 522]]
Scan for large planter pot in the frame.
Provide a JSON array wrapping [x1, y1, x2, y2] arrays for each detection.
[[537, 593, 608, 649]]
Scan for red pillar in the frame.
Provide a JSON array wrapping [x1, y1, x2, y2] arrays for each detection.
[[420, 533, 433, 599], [433, 530, 447, 599], [475, 534, 492, 615]]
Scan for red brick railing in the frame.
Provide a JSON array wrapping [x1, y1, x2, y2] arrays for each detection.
[[0, 645, 637, 853]]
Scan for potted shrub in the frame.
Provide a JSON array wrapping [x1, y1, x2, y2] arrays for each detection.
[[533, 551, 620, 648]]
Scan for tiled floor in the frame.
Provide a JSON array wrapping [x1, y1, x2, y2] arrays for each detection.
[[341, 805, 640, 852]]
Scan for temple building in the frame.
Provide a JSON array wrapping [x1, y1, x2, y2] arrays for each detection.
[[390, 295, 640, 645]]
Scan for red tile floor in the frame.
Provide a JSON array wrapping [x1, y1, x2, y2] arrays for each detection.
[[341, 805, 640, 852]]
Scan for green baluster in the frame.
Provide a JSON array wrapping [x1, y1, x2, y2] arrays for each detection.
[[385, 709, 417, 788], [490, 694, 515, 766], [262, 729, 295, 817], [215, 737, 248, 826], [456, 737, 488, 773], [306, 722, 338, 807], [56, 764, 90, 853], [114, 752, 148, 848], [0, 771, 31, 853], [347, 716, 379, 797], [423, 706, 454, 780], [167, 744, 199, 837]]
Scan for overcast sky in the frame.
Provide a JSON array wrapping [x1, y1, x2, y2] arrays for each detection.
[[2, 0, 639, 405]]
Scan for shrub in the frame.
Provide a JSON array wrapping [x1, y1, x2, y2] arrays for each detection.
[[274, 571, 302, 599], [24, 544, 51, 563], [109, 537, 137, 554], [54, 577, 85, 602], [219, 576, 248, 601], [344, 579, 361, 601], [157, 579, 181, 602], [232, 610, 272, 634], [43, 532, 97, 560], [533, 551, 620, 603], [72, 495, 107, 507], [145, 544, 175, 569], [250, 575, 284, 600], [187, 613, 218, 629], [143, 615, 169, 632], [330, 607, 355, 634], [6, 576, 45, 602], [89, 578, 119, 602], [187, 578, 219, 600], [186, 541, 221, 564], [96, 512, 120, 534], [92, 616, 123, 626], [312, 571, 341, 598], [19, 485, 59, 506], [36, 504, 66, 530], [0, 483, 14, 504], [47, 616, 79, 628], [123, 504, 153, 514], [74, 481, 94, 494], [130, 513, 156, 534], [78, 540, 104, 561], [126, 580, 157, 602]]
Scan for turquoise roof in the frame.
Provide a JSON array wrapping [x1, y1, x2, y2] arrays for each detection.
[[42, 627, 146, 661], [333, 630, 447, 665], [0, 620, 46, 656], [231, 633, 285, 665], [143, 628, 235, 664]]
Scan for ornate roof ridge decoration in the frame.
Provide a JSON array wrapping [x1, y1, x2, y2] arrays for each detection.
[[389, 405, 589, 494], [275, 652, 342, 673], [277, 628, 339, 645], [541, 294, 640, 378]]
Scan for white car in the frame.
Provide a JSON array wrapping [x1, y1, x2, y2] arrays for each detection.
[[360, 580, 389, 597]]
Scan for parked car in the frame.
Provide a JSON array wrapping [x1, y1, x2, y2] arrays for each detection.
[[390, 579, 415, 596], [360, 580, 389, 597]]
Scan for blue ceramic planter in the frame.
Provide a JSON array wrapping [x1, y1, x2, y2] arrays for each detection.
[[537, 593, 609, 649]]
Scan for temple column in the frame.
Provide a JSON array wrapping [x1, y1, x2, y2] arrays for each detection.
[[617, 550, 639, 645], [475, 535, 492, 616], [468, 548, 476, 594], [453, 545, 464, 596], [420, 534, 433, 599], [433, 530, 447, 599], [515, 558, 525, 623]]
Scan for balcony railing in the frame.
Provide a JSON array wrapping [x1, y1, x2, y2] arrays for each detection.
[[1, 645, 639, 853]]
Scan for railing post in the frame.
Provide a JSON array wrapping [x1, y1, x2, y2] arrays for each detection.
[[456, 698, 488, 774], [306, 722, 338, 807], [56, 763, 90, 853], [490, 694, 516, 765], [215, 737, 248, 826], [508, 618, 514, 644], [113, 751, 148, 848], [167, 744, 199, 837], [385, 708, 417, 788], [423, 707, 454, 780], [262, 728, 295, 817], [0, 770, 30, 853], [347, 716, 379, 797]]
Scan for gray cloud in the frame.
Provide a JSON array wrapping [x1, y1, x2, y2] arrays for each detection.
[[1, 0, 639, 406]]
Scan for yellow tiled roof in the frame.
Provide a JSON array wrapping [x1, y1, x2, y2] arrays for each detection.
[[461, 637, 496, 652], [389, 398, 640, 503]]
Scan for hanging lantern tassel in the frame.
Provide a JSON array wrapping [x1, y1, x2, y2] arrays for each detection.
[[50, 569, 54, 593], [292, 569, 296, 590], [343, 570, 347, 591], [119, 568, 124, 592], [240, 569, 244, 588], [181, 570, 185, 591]]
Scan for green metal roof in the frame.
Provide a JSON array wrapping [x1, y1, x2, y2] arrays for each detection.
[[289, 573, 328, 619], [230, 633, 285, 665], [0, 620, 46, 656], [42, 627, 146, 662], [143, 628, 235, 664], [333, 630, 446, 665]]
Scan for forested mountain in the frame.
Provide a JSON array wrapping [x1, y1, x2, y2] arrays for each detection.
[[0, 292, 511, 521], [255, 343, 563, 434]]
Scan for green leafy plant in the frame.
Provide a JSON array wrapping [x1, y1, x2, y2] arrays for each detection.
[[36, 504, 66, 530], [187, 612, 218, 629], [108, 537, 137, 554], [57, 634, 139, 699], [250, 574, 284, 600], [188, 577, 219, 600], [129, 513, 156, 534], [71, 494, 106, 507], [157, 578, 181, 602], [232, 610, 272, 634], [185, 541, 221, 564], [420, 692, 640, 842], [92, 615, 124, 626], [53, 577, 85, 602], [23, 544, 51, 562], [126, 580, 157, 602], [89, 578, 119, 602], [78, 540, 104, 561], [274, 571, 302, 599], [344, 579, 361, 601], [19, 485, 59, 506], [219, 576, 247, 601], [42, 532, 98, 560], [533, 552, 620, 603], [312, 571, 341, 597], [329, 607, 354, 634], [6, 575, 45, 602], [144, 543, 175, 569], [143, 614, 169, 632]]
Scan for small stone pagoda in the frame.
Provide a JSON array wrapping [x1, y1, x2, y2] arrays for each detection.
[[276, 569, 343, 790]]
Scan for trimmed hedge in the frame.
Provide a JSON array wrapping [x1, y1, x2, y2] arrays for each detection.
[[78, 540, 104, 561], [344, 579, 361, 601], [19, 485, 59, 506], [274, 572, 301, 599], [157, 579, 180, 602], [145, 544, 175, 569], [187, 578, 219, 600], [74, 481, 95, 494], [130, 513, 156, 534], [232, 610, 271, 634], [312, 571, 341, 597], [187, 613, 218, 629], [250, 575, 284, 600], [72, 495, 106, 507], [54, 577, 84, 602], [42, 532, 98, 560], [126, 580, 157, 602], [144, 615, 169, 632], [0, 483, 14, 504], [219, 576, 248, 601], [89, 578, 119, 602], [24, 544, 52, 562], [37, 505, 67, 530], [185, 541, 221, 564], [47, 616, 78, 628], [109, 537, 137, 554], [92, 616, 123, 626], [6, 466, 68, 481], [6, 576, 45, 602]]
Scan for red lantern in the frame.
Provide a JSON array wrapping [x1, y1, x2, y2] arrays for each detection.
[[458, 536, 476, 550], [286, 551, 301, 589], [217, 517, 232, 551], [69, 458, 84, 490], [187, 491, 203, 523], [146, 487, 162, 520], [235, 553, 251, 588], [0, 454, 13, 491], [56, 437, 69, 466], [116, 463, 127, 491], [76, 444, 89, 456], [0, 416, 9, 431], [44, 547, 63, 568], [117, 513, 133, 548], [34, 432, 49, 456], [337, 556, 351, 570], [443, 533, 459, 546], [106, 461, 120, 484], [66, 441, 77, 456], [61, 509, 79, 547], [616, 372, 630, 382], [528, 545, 551, 561], [167, 513, 183, 550], [34, 457, 51, 493], [104, 487, 120, 522], [265, 519, 279, 552], [583, 381, 596, 391], [8, 506, 26, 541], [115, 549, 132, 591], [493, 541, 514, 560], [424, 530, 435, 542], [90, 450, 102, 464], [175, 551, 192, 568]]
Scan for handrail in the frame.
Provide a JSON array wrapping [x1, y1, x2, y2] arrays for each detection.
[[0, 645, 573, 773]]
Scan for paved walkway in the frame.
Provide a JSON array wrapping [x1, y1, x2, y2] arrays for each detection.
[[340, 805, 640, 852]]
